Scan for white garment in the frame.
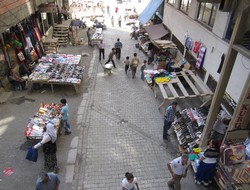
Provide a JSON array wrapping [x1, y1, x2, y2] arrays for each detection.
[[33, 123, 57, 149], [121, 177, 137, 190], [202, 157, 217, 164], [170, 157, 190, 176]]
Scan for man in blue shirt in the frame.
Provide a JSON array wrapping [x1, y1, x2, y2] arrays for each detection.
[[163, 101, 178, 139], [114, 38, 123, 60], [60, 98, 71, 135], [36, 172, 60, 190]]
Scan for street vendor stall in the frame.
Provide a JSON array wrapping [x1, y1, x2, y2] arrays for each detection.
[[27, 54, 84, 94], [24, 103, 62, 140], [145, 69, 213, 113], [90, 28, 103, 46]]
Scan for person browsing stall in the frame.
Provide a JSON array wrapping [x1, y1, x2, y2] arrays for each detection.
[[163, 101, 178, 139], [167, 154, 190, 190], [34, 122, 59, 173], [60, 98, 71, 135]]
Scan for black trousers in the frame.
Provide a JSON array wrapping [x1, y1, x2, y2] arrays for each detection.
[[99, 49, 105, 60], [105, 58, 116, 68], [115, 48, 121, 60]]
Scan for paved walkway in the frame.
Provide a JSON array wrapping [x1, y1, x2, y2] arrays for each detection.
[[72, 26, 215, 190]]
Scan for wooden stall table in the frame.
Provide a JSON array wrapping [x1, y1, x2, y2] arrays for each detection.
[[27, 54, 84, 95], [154, 70, 213, 115], [27, 80, 82, 95], [24, 103, 62, 140]]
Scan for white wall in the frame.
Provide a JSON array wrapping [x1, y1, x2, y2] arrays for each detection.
[[162, 2, 250, 103]]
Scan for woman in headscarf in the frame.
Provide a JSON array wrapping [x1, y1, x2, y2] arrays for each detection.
[[34, 122, 59, 173]]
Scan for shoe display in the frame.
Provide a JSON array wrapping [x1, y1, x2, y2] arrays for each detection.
[[65, 131, 71, 135]]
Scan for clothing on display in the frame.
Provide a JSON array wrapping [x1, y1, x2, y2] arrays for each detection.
[[195, 46, 207, 69], [29, 54, 84, 84]]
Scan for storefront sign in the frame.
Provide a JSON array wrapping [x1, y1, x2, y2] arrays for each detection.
[[232, 76, 250, 129]]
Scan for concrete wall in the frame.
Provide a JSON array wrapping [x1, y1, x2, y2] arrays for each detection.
[[0, 0, 53, 33], [163, 1, 250, 103]]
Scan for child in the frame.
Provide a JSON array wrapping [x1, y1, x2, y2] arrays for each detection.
[[140, 60, 147, 81], [124, 56, 130, 74], [121, 172, 140, 190]]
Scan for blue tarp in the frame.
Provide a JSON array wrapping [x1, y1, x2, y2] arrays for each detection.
[[138, 0, 164, 25]]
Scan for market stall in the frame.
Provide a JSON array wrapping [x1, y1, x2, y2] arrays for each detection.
[[24, 103, 62, 140], [27, 54, 84, 94], [90, 28, 103, 46], [148, 70, 213, 113], [172, 102, 250, 190]]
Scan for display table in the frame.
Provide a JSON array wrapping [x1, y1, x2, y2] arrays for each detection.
[[91, 28, 103, 46], [24, 103, 62, 140], [153, 70, 213, 114], [27, 54, 84, 94]]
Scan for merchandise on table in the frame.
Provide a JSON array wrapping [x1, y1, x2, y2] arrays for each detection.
[[144, 69, 176, 84], [29, 54, 84, 83], [25, 103, 61, 139]]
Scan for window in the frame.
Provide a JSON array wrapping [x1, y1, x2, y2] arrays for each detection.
[[167, 0, 176, 5], [180, 0, 191, 13], [197, 2, 218, 27]]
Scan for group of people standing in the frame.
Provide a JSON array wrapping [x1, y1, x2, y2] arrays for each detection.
[[98, 38, 147, 79], [33, 98, 72, 189], [163, 101, 221, 189]]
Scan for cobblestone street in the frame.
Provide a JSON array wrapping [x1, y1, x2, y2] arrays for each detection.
[[72, 25, 213, 190]]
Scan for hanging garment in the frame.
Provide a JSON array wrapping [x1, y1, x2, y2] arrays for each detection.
[[196, 46, 207, 69], [193, 41, 201, 53], [185, 37, 193, 50], [217, 54, 225, 73]]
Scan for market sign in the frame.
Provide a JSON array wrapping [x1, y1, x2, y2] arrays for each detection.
[[229, 73, 250, 130]]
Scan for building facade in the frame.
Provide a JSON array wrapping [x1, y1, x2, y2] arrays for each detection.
[[162, 0, 250, 105]]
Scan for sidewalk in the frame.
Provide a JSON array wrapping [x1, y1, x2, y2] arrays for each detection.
[[73, 26, 217, 190]]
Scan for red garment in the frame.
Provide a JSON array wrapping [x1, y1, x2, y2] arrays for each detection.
[[193, 41, 201, 53], [115, 7, 118, 13]]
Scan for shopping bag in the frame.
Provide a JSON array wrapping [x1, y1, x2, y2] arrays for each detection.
[[26, 146, 38, 162]]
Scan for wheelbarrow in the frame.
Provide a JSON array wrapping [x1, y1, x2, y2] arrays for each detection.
[[103, 63, 113, 76]]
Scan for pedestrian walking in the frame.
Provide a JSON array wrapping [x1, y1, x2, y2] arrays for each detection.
[[115, 38, 123, 60], [121, 172, 140, 190], [131, 24, 137, 39], [118, 16, 122, 27], [34, 122, 59, 173], [111, 16, 114, 27], [56, 5, 62, 24], [167, 153, 190, 190], [98, 40, 105, 61], [194, 139, 220, 186], [36, 171, 60, 190], [140, 60, 147, 80], [130, 53, 140, 78], [87, 28, 91, 46], [124, 56, 130, 74], [163, 101, 178, 139], [105, 48, 116, 68], [60, 98, 71, 135]]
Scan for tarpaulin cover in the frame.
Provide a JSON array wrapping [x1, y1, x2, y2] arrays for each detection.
[[138, 0, 164, 25], [144, 23, 168, 40]]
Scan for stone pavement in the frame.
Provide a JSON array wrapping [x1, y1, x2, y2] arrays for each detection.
[[72, 25, 217, 190]]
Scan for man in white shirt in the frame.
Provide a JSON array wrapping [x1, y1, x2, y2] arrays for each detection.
[[98, 40, 105, 61], [167, 154, 190, 190]]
